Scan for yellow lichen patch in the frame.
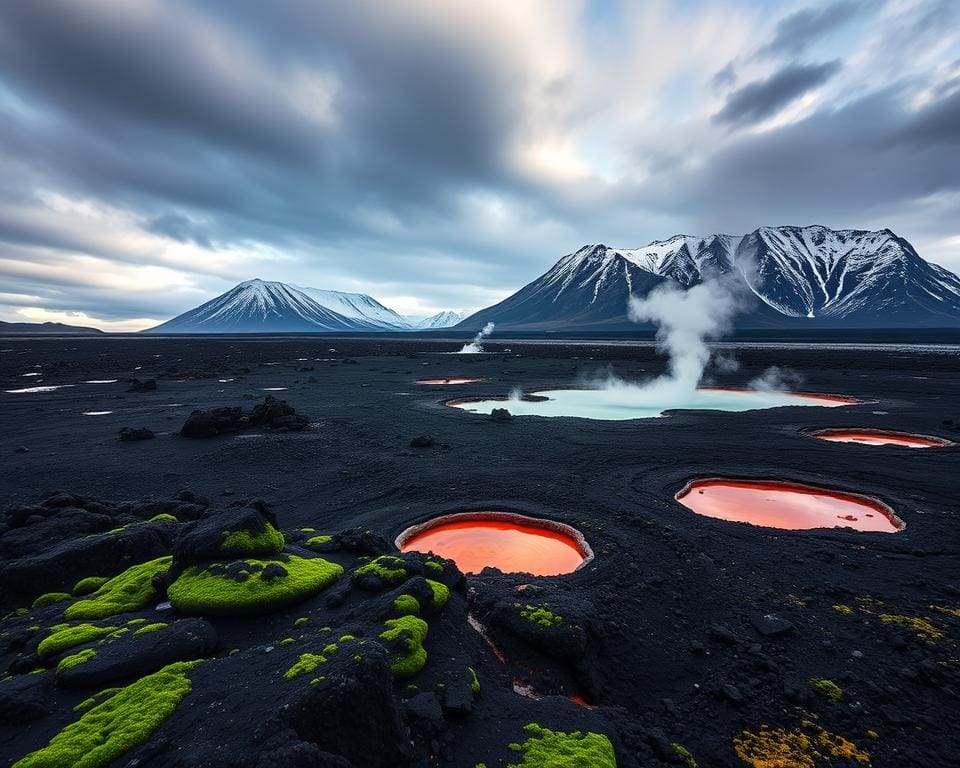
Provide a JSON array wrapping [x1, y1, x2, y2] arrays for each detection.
[[878, 614, 942, 640], [784, 595, 807, 608], [831, 604, 853, 615], [930, 605, 960, 619], [733, 721, 870, 768], [854, 596, 882, 614]]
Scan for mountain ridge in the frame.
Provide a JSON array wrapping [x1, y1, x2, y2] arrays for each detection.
[[459, 225, 960, 330]]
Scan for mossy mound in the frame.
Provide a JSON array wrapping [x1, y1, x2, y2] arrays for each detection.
[[65, 557, 172, 621], [147, 514, 179, 524], [31, 592, 72, 609], [220, 522, 285, 557], [37, 624, 116, 659], [13, 661, 200, 768], [507, 723, 617, 768], [56, 648, 97, 674], [380, 615, 428, 679], [72, 577, 109, 597], [393, 594, 420, 616], [168, 556, 342, 617], [353, 555, 411, 587]]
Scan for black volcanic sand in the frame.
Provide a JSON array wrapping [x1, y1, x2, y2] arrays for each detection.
[[1, 336, 960, 767]]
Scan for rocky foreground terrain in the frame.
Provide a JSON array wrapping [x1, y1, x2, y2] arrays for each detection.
[[1, 335, 959, 767]]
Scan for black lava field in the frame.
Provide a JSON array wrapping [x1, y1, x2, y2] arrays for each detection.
[[1, 335, 959, 768]]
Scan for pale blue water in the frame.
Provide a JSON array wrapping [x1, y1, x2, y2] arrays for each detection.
[[451, 387, 852, 420]]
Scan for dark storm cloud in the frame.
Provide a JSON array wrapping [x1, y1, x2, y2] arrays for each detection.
[[711, 61, 738, 92], [144, 214, 214, 249], [643, 85, 960, 240], [756, 1, 864, 59], [712, 60, 842, 127]]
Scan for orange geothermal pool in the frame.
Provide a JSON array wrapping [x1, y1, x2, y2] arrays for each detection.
[[397, 512, 592, 576], [675, 478, 903, 533], [416, 377, 482, 385], [810, 428, 953, 448]]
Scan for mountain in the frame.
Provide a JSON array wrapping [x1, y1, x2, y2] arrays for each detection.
[[460, 226, 960, 330], [146, 279, 384, 333], [413, 310, 465, 329], [296, 287, 411, 329], [0, 320, 104, 335]]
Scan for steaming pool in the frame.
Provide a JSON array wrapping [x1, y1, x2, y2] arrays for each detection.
[[448, 386, 857, 420], [676, 478, 903, 533], [397, 511, 592, 576]]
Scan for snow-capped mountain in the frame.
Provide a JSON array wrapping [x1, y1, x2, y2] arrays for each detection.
[[146, 279, 387, 333], [296, 287, 411, 329], [460, 226, 960, 330], [413, 310, 465, 329]]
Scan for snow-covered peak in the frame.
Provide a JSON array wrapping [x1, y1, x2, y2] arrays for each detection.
[[413, 310, 466, 329], [294, 285, 411, 329]]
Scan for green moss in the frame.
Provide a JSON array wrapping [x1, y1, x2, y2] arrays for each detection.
[[305, 535, 332, 547], [380, 615, 428, 679], [220, 522, 285, 556], [468, 666, 480, 695], [147, 514, 178, 524], [32, 592, 72, 609], [168, 556, 343, 617], [507, 724, 616, 768], [353, 555, 409, 585], [57, 648, 97, 674], [126, 618, 148, 626], [425, 580, 449, 611], [132, 622, 167, 637], [285, 652, 328, 680], [14, 661, 200, 768], [518, 604, 563, 627], [809, 677, 844, 701], [672, 743, 697, 768], [393, 594, 420, 616], [294, 617, 309, 627], [279, 637, 296, 646], [27, 625, 40, 632], [424, 560, 444, 576], [72, 577, 110, 597], [38, 624, 116, 659], [300, 527, 316, 533], [74, 688, 121, 713], [65, 557, 172, 621]]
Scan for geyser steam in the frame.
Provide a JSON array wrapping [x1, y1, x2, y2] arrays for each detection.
[[459, 322, 495, 354], [623, 277, 741, 401]]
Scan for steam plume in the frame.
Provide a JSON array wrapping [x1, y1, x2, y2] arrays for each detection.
[[459, 322, 494, 354]]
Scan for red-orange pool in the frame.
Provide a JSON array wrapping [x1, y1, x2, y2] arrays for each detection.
[[675, 479, 903, 533], [397, 512, 592, 576], [810, 428, 952, 448], [416, 377, 482, 385]]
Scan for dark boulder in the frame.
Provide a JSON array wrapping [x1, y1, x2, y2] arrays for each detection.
[[248, 397, 308, 432], [127, 378, 157, 392], [171, 502, 281, 574], [490, 408, 512, 422], [180, 407, 247, 438], [0, 672, 52, 724], [409, 434, 436, 448], [56, 619, 218, 689], [118, 427, 155, 442]]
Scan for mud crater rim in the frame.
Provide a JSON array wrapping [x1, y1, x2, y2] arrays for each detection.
[[395, 510, 594, 575], [675, 476, 904, 533], [806, 427, 954, 448]]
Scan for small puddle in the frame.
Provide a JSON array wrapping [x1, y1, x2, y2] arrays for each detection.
[[83, 380, 118, 384], [810, 428, 952, 449], [676, 478, 903, 533], [397, 511, 592, 576], [82, 411, 114, 416], [449, 387, 857, 420], [417, 377, 482, 385]]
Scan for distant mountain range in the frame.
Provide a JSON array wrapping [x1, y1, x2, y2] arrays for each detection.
[[0, 320, 104, 335], [460, 226, 960, 330], [145, 280, 464, 333]]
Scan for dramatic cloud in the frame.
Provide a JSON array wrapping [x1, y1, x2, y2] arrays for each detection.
[[0, 0, 958, 329], [756, 0, 865, 59], [713, 61, 843, 127]]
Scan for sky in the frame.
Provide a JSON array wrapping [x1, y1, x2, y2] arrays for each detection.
[[0, 0, 958, 331]]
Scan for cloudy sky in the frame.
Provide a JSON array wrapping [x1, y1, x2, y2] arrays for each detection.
[[0, 0, 958, 330]]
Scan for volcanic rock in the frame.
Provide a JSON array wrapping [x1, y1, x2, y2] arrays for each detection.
[[490, 408, 512, 422], [0, 673, 52, 724], [751, 613, 796, 637], [171, 501, 281, 573], [118, 427, 155, 442], [409, 434, 436, 448], [56, 619, 218, 689], [127, 378, 157, 392]]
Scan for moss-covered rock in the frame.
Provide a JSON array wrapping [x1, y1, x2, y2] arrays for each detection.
[[220, 522, 285, 557], [13, 660, 200, 768], [809, 677, 843, 701], [393, 594, 420, 616], [56, 648, 97, 674], [425, 580, 449, 611], [37, 624, 116, 659], [72, 577, 109, 597], [380, 615, 428, 679], [65, 557, 171, 621], [507, 723, 616, 768], [168, 556, 342, 617], [353, 555, 411, 588], [31, 592, 72, 609]]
